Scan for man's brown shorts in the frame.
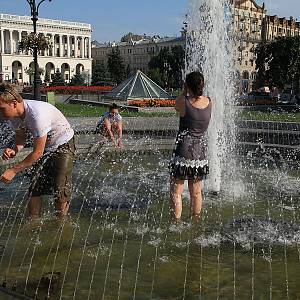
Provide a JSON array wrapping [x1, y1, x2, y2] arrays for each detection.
[[29, 137, 75, 205]]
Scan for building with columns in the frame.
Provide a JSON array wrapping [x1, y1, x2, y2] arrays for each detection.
[[0, 13, 92, 84]]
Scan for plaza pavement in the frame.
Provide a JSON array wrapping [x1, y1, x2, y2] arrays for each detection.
[[1, 116, 299, 168], [68, 116, 179, 133]]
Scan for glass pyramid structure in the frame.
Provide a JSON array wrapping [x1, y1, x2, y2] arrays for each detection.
[[106, 70, 172, 100]]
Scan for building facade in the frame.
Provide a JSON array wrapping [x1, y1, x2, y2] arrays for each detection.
[[263, 15, 300, 41], [0, 13, 92, 84], [92, 36, 185, 75], [233, 0, 266, 92], [92, 0, 299, 91]]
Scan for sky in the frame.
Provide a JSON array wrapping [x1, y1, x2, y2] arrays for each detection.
[[1, 0, 299, 42]]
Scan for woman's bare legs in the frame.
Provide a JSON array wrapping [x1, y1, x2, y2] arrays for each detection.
[[188, 180, 203, 221], [170, 177, 185, 221]]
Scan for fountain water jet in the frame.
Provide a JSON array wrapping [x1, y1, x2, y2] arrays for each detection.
[[186, 0, 237, 192]]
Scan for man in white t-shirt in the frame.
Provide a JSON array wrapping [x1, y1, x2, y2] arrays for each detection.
[[0, 83, 75, 218], [96, 103, 123, 148]]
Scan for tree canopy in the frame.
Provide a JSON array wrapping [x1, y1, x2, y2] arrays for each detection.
[[255, 36, 300, 93], [69, 70, 86, 86], [92, 62, 108, 84], [50, 69, 65, 86], [148, 45, 185, 89], [107, 47, 126, 84]]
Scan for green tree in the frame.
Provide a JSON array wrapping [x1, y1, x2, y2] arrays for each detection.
[[148, 45, 185, 89], [125, 64, 131, 77], [70, 70, 86, 86], [148, 48, 170, 88], [255, 36, 300, 93], [50, 69, 65, 86], [169, 46, 185, 88], [254, 42, 268, 89], [92, 62, 108, 84], [147, 68, 164, 87], [107, 47, 125, 84]]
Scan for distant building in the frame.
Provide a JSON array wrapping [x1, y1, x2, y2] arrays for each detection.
[[233, 0, 267, 92], [263, 15, 300, 41], [92, 35, 185, 74], [233, 0, 300, 92], [92, 0, 300, 92], [0, 13, 92, 84]]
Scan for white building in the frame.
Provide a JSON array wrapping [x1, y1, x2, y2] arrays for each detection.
[[0, 13, 92, 84]]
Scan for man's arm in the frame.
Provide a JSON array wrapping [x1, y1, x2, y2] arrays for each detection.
[[2, 128, 26, 160], [0, 135, 47, 183], [14, 128, 26, 154]]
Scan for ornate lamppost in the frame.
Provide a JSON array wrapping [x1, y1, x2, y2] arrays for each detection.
[[26, 0, 52, 100]]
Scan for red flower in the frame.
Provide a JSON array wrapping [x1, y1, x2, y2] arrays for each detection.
[[128, 99, 175, 107]]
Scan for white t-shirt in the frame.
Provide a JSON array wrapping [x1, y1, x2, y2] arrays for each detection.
[[9, 100, 74, 151], [97, 111, 122, 127]]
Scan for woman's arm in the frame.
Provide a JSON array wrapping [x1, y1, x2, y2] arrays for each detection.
[[104, 118, 117, 146], [175, 85, 187, 116]]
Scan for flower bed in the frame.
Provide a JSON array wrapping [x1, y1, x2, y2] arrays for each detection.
[[128, 99, 175, 107], [22, 85, 113, 95], [43, 86, 113, 94]]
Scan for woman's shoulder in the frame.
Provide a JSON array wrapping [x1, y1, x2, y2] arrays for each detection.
[[203, 95, 212, 106], [203, 95, 212, 101]]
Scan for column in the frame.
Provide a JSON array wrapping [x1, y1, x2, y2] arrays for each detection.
[[74, 36, 78, 58], [9, 30, 13, 54], [88, 38, 91, 59], [45, 34, 49, 56], [83, 37, 86, 58], [80, 36, 84, 58], [59, 35, 63, 57], [0, 30, 4, 54], [67, 35, 70, 57], [17, 31, 21, 55], [52, 34, 55, 56]]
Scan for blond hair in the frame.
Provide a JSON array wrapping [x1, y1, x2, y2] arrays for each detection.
[[0, 83, 23, 103]]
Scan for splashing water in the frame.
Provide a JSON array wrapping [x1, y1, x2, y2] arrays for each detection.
[[186, 0, 237, 192]]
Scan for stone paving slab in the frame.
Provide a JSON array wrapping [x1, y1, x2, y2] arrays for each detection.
[[68, 117, 179, 132], [68, 117, 300, 133]]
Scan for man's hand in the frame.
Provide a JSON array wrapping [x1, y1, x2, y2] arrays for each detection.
[[2, 148, 16, 160], [0, 169, 17, 183]]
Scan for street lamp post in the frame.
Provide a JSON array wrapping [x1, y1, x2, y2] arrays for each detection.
[[26, 0, 52, 100]]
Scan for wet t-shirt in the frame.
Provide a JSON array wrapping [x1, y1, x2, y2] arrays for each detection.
[[9, 100, 74, 151], [97, 112, 122, 127]]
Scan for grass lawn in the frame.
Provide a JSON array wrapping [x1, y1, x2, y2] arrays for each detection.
[[55, 103, 176, 118], [239, 110, 300, 123], [56, 103, 300, 122]]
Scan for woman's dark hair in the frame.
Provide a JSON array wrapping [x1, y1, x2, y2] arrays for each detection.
[[185, 71, 204, 97]]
